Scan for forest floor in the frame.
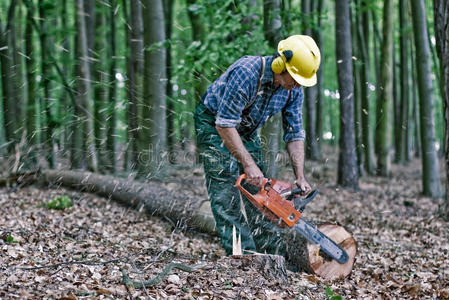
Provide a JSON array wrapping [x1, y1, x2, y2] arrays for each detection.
[[1, 150, 449, 300]]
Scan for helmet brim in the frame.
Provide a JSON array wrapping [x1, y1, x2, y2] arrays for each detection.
[[286, 65, 317, 87]]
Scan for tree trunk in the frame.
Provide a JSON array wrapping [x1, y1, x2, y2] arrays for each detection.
[[107, 0, 117, 173], [60, 0, 72, 156], [124, 0, 143, 172], [411, 43, 421, 158], [313, 0, 324, 159], [164, 0, 176, 163], [140, 0, 167, 178], [39, 0, 56, 168], [302, 0, 320, 161], [335, 0, 359, 189], [37, 169, 356, 280], [433, 0, 449, 217], [11, 1, 25, 139], [75, 0, 98, 172], [262, 0, 282, 178], [186, 0, 207, 151], [0, 0, 18, 151], [352, 2, 364, 176], [411, 0, 442, 197], [375, 0, 394, 176], [93, 3, 109, 172], [393, 48, 400, 163], [356, 0, 376, 175], [398, 0, 410, 164], [186, 0, 206, 101], [25, 4, 38, 166]]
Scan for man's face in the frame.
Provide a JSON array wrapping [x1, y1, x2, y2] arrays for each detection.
[[277, 72, 301, 90]]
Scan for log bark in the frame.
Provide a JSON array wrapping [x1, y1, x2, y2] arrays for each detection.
[[40, 169, 216, 234], [35, 169, 356, 280]]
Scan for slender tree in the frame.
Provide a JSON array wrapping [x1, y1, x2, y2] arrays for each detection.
[[39, 0, 57, 168], [356, 0, 375, 174], [60, 0, 72, 155], [93, 2, 109, 171], [163, 0, 176, 163], [335, 0, 359, 189], [397, 0, 411, 164], [25, 2, 38, 165], [433, 0, 449, 217], [302, 0, 319, 161], [410, 39, 421, 158], [0, 0, 18, 152], [75, 0, 98, 172], [313, 0, 324, 158], [262, 0, 282, 178], [375, 0, 394, 176], [106, 0, 117, 173], [124, 0, 144, 171], [410, 0, 442, 197], [11, 1, 25, 141], [352, 2, 364, 175], [140, 0, 167, 178], [186, 0, 206, 101], [186, 0, 206, 148]]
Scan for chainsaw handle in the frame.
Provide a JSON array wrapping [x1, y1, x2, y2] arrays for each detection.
[[235, 174, 268, 211], [235, 174, 268, 189], [235, 173, 247, 187]]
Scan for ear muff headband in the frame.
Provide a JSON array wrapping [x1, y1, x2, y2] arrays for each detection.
[[271, 50, 293, 74]]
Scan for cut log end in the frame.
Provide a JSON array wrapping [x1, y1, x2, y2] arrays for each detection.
[[285, 223, 357, 281], [306, 224, 357, 280]]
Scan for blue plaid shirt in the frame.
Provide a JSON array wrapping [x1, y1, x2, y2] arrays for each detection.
[[202, 55, 305, 142]]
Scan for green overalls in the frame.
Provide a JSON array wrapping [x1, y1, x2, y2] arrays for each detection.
[[194, 103, 285, 255]]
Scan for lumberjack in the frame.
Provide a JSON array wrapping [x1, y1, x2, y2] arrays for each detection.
[[194, 35, 320, 256]]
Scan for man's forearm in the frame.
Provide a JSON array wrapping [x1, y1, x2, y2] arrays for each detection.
[[215, 126, 256, 168], [287, 140, 306, 180]]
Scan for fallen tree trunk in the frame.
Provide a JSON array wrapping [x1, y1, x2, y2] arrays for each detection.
[[39, 169, 216, 234], [36, 169, 356, 280]]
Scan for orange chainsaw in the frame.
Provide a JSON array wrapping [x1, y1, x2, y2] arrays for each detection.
[[235, 174, 348, 264]]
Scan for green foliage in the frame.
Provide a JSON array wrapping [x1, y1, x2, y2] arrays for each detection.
[[325, 286, 342, 300], [178, 0, 271, 82], [45, 196, 73, 210], [5, 234, 18, 244]]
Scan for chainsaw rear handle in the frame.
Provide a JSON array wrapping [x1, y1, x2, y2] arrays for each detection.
[[234, 174, 269, 196], [234, 174, 269, 212], [234, 173, 268, 189]]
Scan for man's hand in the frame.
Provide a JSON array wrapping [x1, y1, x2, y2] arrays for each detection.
[[295, 178, 311, 195], [244, 163, 264, 187], [215, 126, 265, 187], [287, 140, 311, 195]]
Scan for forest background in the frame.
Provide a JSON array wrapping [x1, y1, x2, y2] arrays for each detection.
[[1, 0, 447, 212], [0, 0, 448, 212]]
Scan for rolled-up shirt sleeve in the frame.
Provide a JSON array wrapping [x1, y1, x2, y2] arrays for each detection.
[[215, 67, 255, 128], [282, 88, 306, 142]]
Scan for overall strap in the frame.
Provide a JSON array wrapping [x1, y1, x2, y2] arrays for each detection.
[[244, 56, 266, 109]]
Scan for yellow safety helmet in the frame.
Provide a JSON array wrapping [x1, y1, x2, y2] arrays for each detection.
[[271, 35, 321, 87]]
